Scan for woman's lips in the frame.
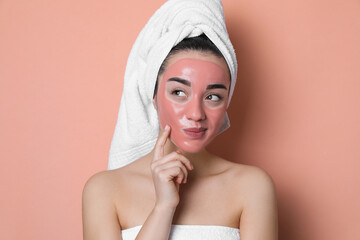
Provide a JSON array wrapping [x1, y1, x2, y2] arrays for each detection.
[[182, 127, 207, 138]]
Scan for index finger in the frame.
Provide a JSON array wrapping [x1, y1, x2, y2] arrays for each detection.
[[153, 124, 171, 161]]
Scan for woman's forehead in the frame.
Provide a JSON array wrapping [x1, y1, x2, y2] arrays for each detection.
[[163, 58, 229, 86], [165, 51, 229, 73], [160, 51, 230, 86]]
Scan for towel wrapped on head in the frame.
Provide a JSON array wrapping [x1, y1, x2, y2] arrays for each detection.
[[108, 0, 238, 170]]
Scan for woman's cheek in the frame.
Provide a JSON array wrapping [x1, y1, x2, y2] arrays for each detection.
[[208, 108, 227, 132], [159, 110, 170, 130], [166, 102, 184, 128], [158, 100, 180, 129]]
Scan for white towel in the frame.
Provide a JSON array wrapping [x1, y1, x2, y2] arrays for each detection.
[[108, 0, 238, 170]]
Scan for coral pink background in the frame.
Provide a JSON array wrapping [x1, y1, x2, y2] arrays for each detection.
[[0, 0, 359, 239]]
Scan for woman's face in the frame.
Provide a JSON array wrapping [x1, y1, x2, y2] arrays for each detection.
[[154, 51, 231, 153]]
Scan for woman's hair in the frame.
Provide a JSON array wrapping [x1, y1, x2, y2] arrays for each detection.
[[153, 33, 227, 98]]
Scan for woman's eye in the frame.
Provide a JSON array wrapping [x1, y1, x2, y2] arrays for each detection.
[[172, 90, 186, 97], [206, 94, 222, 101]]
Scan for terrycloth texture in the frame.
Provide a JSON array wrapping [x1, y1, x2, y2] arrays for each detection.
[[121, 225, 240, 240], [108, 0, 238, 170]]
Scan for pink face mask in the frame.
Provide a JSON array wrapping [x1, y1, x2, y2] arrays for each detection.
[[156, 58, 230, 153]]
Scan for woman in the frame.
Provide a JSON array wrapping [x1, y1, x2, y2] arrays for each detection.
[[83, 1, 277, 240]]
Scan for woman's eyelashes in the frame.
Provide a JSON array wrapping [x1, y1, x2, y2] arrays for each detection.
[[169, 88, 225, 104], [171, 89, 187, 97], [205, 93, 223, 102]]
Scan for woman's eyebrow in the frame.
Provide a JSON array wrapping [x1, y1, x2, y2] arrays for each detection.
[[167, 77, 191, 86], [206, 84, 227, 90]]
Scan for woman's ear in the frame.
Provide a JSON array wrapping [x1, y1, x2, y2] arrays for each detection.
[[152, 96, 158, 110]]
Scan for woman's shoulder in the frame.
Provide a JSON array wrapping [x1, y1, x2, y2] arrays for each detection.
[[82, 160, 150, 202], [82, 167, 131, 204], [221, 160, 276, 196], [232, 161, 274, 182], [83, 165, 136, 192], [82, 167, 142, 237], [227, 162, 277, 208], [84, 169, 115, 189], [82, 170, 117, 205]]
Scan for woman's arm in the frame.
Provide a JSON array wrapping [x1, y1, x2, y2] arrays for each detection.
[[81, 170, 178, 240], [82, 126, 192, 240], [134, 204, 176, 240], [135, 125, 193, 240], [82, 171, 122, 240], [239, 166, 278, 240]]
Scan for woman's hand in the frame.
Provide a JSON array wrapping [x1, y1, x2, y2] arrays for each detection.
[[151, 125, 194, 209]]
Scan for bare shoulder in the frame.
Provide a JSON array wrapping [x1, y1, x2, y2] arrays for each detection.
[[82, 167, 132, 208], [221, 161, 277, 210], [227, 162, 278, 239], [83, 169, 120, 200], [82, 169, 126, 239], [82, 163, 148, 213], [82, 169, 122, 222], [214, 159, 277, 203], [228, 162, 276, 196]]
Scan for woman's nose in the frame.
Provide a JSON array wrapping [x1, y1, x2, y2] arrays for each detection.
[[185, 98, 206, 121]]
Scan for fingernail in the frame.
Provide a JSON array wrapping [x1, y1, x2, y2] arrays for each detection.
[[176, 150, 181, 154], [165, 125, 169, 130]]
